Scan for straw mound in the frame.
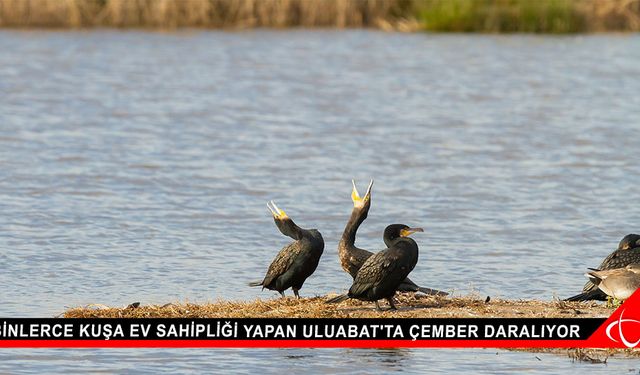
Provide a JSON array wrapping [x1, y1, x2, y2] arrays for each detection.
[[64, 296, 640, 359], [63, 294, 612, 319]]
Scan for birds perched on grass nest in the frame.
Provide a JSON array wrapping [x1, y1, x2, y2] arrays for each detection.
[[246, 183, 638, 310], [337, 180, 447, 296], [328, 224, 424, 311]]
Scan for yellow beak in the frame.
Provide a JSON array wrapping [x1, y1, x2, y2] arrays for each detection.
[[400, 227, 424, 237], [267, 200, 288, 220], [351, 179, 373, 207]]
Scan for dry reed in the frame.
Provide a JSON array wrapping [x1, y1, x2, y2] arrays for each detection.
[[0, 0, 414, 29], [63, 294, 612, 318]]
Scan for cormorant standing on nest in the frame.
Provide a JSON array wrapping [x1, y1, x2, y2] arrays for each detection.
[[565, 233, 640, 301], [338, 180, 447, 296], [328, 224, 423, 310], [249, 201, 324, 298]]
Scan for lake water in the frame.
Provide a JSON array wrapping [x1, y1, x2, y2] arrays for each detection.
[[1, 30, 639, 372]]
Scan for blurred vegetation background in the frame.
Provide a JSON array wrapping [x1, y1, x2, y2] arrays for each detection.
[[0, 0, 638, 32]]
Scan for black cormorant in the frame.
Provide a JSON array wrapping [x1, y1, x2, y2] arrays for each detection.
[[249, 201, 324, 298], [328, 224, 423, 310], [565, 233, 640, 301], [337, 180, 447, 296]]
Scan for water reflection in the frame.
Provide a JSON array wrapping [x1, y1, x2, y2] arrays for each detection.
[[349, 348, 413, 368]]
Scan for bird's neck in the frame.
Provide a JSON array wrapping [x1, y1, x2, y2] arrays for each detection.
[[390, 237, 418, 251], [277, 218, 304, 240], [341, 207, 368, 247], [383, 234, 394, 248]]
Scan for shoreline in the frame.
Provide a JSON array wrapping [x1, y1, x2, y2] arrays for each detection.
[[0, 27, 639, 35]]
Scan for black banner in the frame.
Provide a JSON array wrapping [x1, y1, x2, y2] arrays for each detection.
[[0, 318, 605, 341]]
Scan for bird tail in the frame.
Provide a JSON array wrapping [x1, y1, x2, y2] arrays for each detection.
[[326, 294, 349, 304], [416, 287, 449, 297], [397, 282, 449, 296], [248, 281, 263, 287], [564, 289, 606, 302], [584, 272, 603, 286]]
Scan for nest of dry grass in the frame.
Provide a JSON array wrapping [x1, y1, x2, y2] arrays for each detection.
[[63, 294, 613, 319], [63, 295, 640, 358]]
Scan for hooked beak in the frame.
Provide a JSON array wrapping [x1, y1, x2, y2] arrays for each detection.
[[351, 179, 373, 208], [267, 200, 288, 220], [400, 227, 424, 237]]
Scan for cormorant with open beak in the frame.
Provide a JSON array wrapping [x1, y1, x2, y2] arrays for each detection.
[[249, 201, 324, 298], [566, 233, 640, 301], [328, 224, 423, 310], [338, 180, 447, 296]]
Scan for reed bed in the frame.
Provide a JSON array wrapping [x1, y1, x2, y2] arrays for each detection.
[[417, 0, 640, 33], [0, 0, 414, 29], [0, 0, 639, 32], [63, 294, 612, 318]]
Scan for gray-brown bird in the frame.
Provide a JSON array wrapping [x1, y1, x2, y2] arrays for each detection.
[[585, 264, 640, 301]]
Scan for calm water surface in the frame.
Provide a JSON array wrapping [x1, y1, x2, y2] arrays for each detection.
[[1, 30, 639, 372]]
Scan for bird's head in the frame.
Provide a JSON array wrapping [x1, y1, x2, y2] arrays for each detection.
[[268, 200, 302, 239], [618, 234, 640, 250], [383, 224, 424, 244], [625, 263, 640, 273], [351, 179, 373, 209], [267, 200, 289, 221]]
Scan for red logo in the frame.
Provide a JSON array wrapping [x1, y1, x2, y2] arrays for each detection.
[[605, 308, 640, 348]]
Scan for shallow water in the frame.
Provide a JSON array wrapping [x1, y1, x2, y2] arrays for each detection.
[[1, 348, 639, 374], [1, 30, 639, 372]]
